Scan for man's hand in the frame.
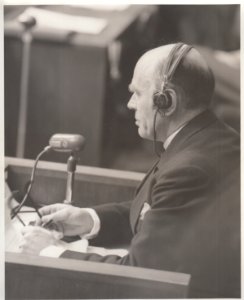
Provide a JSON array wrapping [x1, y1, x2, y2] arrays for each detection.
[[20, 226, 61, 255], [37, 204, 94, 237]]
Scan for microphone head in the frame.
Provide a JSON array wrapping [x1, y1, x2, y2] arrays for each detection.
[[18, 14, 37, 29], [49, 134, 86, 152]]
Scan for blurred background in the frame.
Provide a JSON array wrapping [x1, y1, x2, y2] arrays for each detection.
[[4, 4, 240, 173]]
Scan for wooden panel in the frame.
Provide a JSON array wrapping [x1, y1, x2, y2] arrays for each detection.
[[5, 157, 144, 207], [5, 253, 190, 299]]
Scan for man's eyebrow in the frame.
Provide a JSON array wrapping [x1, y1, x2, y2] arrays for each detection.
[[128, 84, 134, 91]]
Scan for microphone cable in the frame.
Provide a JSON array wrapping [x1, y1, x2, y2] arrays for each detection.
[[10, 145, 52, 220]]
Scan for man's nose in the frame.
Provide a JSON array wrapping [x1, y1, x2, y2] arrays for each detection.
[[127, 96, 136, 110]]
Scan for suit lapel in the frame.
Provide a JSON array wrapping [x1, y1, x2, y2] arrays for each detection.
[[130, 158, 161, 233], [134, 159, 160, 195]]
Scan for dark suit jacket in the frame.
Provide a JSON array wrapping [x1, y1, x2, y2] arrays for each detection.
[[62, 110, 240, 298]]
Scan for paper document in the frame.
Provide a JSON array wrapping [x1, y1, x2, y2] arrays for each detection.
[[19, 7, 107, 35], [5, 183, 128, 257], [5, 182, 39, 252]]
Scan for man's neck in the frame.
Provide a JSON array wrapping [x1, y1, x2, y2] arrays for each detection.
[[164, 108, 206, 147]]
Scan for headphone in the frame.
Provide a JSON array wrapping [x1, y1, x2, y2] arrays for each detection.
[[153, 43, 193, 113]]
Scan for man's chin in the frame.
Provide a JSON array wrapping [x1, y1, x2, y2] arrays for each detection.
[[138, 129, 153, 141]]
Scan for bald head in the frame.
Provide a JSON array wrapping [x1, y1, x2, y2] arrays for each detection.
[[136, 43, 215, 110], [140, 43, 210, 69]]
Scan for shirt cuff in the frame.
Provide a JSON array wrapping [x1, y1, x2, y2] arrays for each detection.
[[40, 245, 66, 257], [81, 208, 101, 240]]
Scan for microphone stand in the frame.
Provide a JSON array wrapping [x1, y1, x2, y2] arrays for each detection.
[[64, 153, 78, 205], [16, 15, 36, 157]]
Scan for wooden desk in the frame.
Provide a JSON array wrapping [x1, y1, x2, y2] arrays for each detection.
[[5, 157, 190, 298]]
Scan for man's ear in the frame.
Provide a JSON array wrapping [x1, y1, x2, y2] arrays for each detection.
[[164, 88, 177, 116]]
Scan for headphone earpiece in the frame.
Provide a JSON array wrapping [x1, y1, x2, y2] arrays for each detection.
[[153, 90, 172, 112], [153, 43, 193, 114]]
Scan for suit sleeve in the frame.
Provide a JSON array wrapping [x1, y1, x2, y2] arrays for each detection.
[[61, 165, 210, 270], [89, 201, 133, 247]]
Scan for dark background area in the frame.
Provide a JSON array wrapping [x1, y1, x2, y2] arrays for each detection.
[[4, 4, 240, 172]]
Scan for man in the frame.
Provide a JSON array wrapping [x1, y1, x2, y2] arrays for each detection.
[[20, 43, 240, 298]]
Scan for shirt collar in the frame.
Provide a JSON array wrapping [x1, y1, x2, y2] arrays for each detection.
[[163, 124, 186, 150]]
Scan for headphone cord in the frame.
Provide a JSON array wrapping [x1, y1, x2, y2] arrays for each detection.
[[153, 108, 162, 158]]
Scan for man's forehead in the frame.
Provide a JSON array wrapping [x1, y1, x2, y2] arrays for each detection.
[[129, 79, 151, 92], [130, 68, 153, 90], [134, 57, 156, 79]]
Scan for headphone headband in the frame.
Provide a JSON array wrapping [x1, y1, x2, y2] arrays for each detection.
[[163, 43, 193, 86], [167, 44, 193, 81], [153, 43, 193, 112], [163, 43, 184, 81]]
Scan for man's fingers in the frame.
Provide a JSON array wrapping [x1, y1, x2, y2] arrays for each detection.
[[19, 245, 35, 255], [35, 218, 42, 226], [41, 209, 69, 224], [21, 225, 50, 236], [19, 242, 41, 255], [39, 203, 68, 216]]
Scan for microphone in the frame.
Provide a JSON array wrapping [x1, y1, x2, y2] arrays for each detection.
[[49, 134, 86, 205], [49, 134, 85, 153], [18, 14, 37, 30]]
